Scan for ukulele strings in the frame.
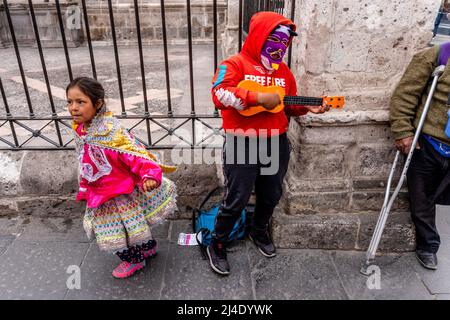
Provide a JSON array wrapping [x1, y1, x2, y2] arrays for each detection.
[[283, 96, 323, 106]]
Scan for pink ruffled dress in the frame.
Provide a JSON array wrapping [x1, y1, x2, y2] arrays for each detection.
[[75, 123, 177, 253]]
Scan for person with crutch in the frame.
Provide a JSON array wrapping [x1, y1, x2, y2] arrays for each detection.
[[390, 42, 450, 270]]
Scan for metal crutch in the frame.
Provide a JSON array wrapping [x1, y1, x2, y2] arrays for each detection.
[[360, 65, 445, 275]]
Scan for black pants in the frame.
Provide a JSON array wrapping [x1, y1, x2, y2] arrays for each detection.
[[407, 135, 450, 253], [212, 133, 291, 244]]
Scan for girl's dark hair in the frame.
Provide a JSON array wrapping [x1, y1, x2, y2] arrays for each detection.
[[66, 77, 105, 109]]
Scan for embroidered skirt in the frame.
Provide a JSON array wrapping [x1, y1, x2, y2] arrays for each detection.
[[83, 177, 177, 252]]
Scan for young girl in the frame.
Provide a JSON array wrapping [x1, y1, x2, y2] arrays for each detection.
[[67, 77, 177, 279]]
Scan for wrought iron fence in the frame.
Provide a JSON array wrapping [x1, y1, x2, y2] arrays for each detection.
[[0, 0, 294, 151], [243, 0, 286, 34]]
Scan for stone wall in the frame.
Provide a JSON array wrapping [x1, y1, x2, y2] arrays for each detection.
[[0, 0, 227, 47], [0, 1, 83, 47], [272, 0, 442, 251]]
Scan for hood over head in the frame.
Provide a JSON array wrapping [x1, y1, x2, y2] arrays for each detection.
[[241, 11, 297, 63]]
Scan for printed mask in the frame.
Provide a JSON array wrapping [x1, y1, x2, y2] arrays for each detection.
[[261, 25, 292, 71]]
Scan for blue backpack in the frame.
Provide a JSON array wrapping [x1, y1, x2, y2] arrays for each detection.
[[192, 187, 252, 258]]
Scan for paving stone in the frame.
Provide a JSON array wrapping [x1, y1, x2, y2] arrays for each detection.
[[160, 220, 253, 300], [151, 220, 171, 240], [248, 246, 348, 300], [16, 217, 89, 243], [0, 241, 89, 299], [0, 217, 25, 237], [437, 205, 450, 237], [66, 241, 168, 300], [408, 237, 450, 295], [331, 251, 432, 300], [0, 235, 15, 256]]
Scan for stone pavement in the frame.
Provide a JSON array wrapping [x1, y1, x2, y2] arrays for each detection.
[[0, 206, 449, 300]]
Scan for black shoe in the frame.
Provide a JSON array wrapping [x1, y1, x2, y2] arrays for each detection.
[[415, 250, 438, 270], [206, 242, 230, 275], [249, 229, 276, 258]]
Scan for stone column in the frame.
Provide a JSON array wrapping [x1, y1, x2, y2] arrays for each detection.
[[221, 0, 240, 57], [273, 0, 441, 251]]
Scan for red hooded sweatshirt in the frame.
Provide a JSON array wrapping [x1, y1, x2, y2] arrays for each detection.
[[211, 11, 308, 137]]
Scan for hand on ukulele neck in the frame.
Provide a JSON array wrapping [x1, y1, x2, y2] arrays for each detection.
[[306, 97, 331, 114], [257, 92, 281, 110]]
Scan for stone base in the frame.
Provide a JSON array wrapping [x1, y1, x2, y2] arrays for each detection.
[[272, 210, 415, 252]]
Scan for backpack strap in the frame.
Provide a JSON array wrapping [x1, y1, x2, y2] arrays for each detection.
[[196, 228, 209, 260], [198, 186, 222, 211], [192, 186, 222, 233]]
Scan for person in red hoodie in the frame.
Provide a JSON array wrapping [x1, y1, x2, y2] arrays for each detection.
[[207, 11, 331, 275]]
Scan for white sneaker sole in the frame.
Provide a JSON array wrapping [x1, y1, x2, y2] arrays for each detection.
[[206, 246, 230, 275]]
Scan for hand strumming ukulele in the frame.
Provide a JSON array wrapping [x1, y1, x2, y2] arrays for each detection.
[[237, 80, 345, 117]]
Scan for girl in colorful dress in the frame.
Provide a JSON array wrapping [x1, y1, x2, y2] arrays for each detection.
[[67, 77, 177, 279]]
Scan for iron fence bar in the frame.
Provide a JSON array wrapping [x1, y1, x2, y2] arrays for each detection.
[[287, 0, 295, 68], [186, 0, 196, 146], [55, 0, 73, 82], [160, 0, 173, 116], [14, 120, 60, 148], [195, 125, 224, 145], [3, 0, 34, 117], [81, 0, 97, 80], [196, 132, 219, 146], [0, 135, 16, 148], [0, 77, 19, 147], [59, 119, 76, 148], [59, 119, 72, 128], [28, 0, 63, 147], [186, 0, 195, 116], [15, 119, 57, 147], [64, 138, 74, 148], [150, 117, 192, 146], [238, 0, 243, 52], [133, 0, 152, 147], [81, 0, 96, 79], [134, 135, 150, 148], [195, 117, 222, 133], [213, 0, 219, 117], [107, 0, 126, 116], [127, 118, 145, 132], [213, 0, 218, 71]]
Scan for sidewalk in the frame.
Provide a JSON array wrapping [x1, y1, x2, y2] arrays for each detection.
[[0, 206, 449, 300]]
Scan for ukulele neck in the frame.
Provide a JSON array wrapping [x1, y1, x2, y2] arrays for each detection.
[[283, 96, 323, 106]]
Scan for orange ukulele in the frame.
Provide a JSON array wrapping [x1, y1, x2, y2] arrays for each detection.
[[237, 80, 345, 117]]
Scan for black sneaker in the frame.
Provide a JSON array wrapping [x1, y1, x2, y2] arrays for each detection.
[[415, 249, 438, 270], [206, 242, 230, 275], [249, 229, 276, 258]]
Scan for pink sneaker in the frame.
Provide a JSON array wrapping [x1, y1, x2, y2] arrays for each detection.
[[112, 261, 146, 279], [143, 243, 158, 259]]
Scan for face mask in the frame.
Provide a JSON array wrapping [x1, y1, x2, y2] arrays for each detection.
[[261, 25, 291, 71]]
